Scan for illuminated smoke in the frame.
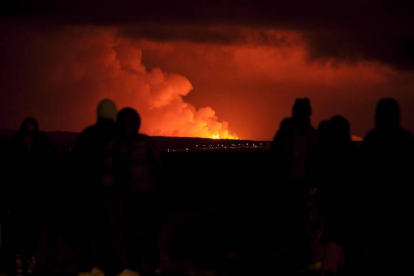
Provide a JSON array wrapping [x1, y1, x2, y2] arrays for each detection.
[[3, 24, 413, 140], [13, 26, 238, 139]]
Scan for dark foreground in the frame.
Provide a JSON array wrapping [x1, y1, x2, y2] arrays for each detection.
[[0, 150, 410, 275]]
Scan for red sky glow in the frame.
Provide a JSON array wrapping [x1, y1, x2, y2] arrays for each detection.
[[1, 17, 414, 140]]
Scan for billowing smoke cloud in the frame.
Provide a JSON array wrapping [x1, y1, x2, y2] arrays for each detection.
[[0, 26, 237, 139], [2, 23, 414, 141], [135, 33, 414, 140]]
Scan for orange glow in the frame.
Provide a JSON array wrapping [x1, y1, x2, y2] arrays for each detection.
[[137, 33, 402, 140], [351, 135, 363, 142], [5, 26, 412, 141]]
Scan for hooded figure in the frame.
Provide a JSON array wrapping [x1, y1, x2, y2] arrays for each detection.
[[71, 99, 121, 275], [74, 99, 118, 201], [363, 98, 414, 187], [364, 98, 414, 179], [360, 98, 414, 275]]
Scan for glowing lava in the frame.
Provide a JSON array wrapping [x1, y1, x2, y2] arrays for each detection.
[[212, 133, 220, 139]]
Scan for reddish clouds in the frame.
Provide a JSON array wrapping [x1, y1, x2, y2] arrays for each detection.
[[1, 25, 414, 140], [138, 33, 414, 140], [0, 26, 237, 139]]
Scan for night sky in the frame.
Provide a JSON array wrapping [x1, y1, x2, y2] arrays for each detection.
[[1, 1, 414, 140]]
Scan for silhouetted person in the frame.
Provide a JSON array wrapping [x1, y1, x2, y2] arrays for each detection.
[[364, 98, 414, 181], [272, 98, 317, 181], [309, 116, 355, 183], [115, 108, 162, 276], [270, 98, 317, 273], [71, 99, 120, 276], [308, 116, 356, 274], [360, 98, 414, 274], [2, 118, 56, 275]]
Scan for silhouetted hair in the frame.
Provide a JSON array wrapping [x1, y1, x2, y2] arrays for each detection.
[[317, 120, 331, 143], [330, 115, 350, 143], [117, 108, 141, 136], [292, 98, 312, 119], [375, 98, 400, 129], [20, 117, 39, 134]]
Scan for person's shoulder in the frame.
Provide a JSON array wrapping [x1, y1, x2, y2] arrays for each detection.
[[398, 128, 413, 138], [308, 124, 317, 134], [81, 124, 98, 134], [363, 129, 377, 142], [77, 124, 98, 140], [6, 132, 23, 150], [74, 124, 98, 150], [36, 131, 51, 143], [37, 130, 48, 138], [9, 131, 23, 142], [280, 117, 293, 127], [136, 134, 155, 144], [135, 133, 152, 140], [396, 128, 414, 145]]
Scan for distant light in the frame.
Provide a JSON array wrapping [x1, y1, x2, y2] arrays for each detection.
[[196, 145, 198, 147], [167, 149, 170, 152]]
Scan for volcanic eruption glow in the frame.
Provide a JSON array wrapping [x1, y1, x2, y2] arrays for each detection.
[[2, 23, 414, 141], [2, 26, 239, 139]]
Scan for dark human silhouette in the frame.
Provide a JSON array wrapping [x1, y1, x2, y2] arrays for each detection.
[[114, 107, 162, 276], [363, 98, 414, 181], [271, 98, 317, 181], [309, 116, 355, 184], [270, 98, 318, 273], [358, 98, 414, 274], [307, 116, 357, 274], [1, 117, 56, 275], [4, 97, 414, 276], [71, 99, 121, 276]]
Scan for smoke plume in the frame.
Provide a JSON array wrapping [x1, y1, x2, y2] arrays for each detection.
[[0, 26, 238, 139]]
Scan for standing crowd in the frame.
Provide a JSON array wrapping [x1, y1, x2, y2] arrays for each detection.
[[271, 97, 414, 275], [1, 100, 161, 276], [0, 97, 413, 276]]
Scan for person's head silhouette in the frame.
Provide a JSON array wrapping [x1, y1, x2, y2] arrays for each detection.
[[317, 120, 331, 144], [292, 98, 311, 120], [330, 115, 350, 143], [117, 108, 141, 137], [375, 98, 400, 130], [20, 117, 39, 149], [97, 99, 117, 122], [20, 117, 39, 135]]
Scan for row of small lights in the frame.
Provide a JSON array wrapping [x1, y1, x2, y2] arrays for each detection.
[[166, 142, 270, 152]]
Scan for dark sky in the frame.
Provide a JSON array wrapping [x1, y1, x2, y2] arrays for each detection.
[[1, 1, 414, 140]]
